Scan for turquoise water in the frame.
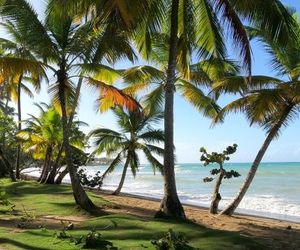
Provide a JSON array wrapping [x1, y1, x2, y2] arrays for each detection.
[[23, 162, 300, 222], [83, 162, 300, 222]]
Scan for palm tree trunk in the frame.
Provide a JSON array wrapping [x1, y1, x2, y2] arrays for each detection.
[[46, 144, 63, 184], [47, 77, 83, 185], [159, 0, 185, 219], [210, 169, 225, 214], [15, 74, 23, 179], [55, 167, 68, 184], [40, 147, 53, 183], [221, 104, 294, 216], [112, 157, 130, 195], [58, 66, 96, 211], [38, 146, 51, 182]]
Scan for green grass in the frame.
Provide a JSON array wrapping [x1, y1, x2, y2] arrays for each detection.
[[0, 179, 264, 250]]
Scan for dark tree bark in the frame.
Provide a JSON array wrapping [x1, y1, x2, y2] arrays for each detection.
[[209, 169, 225, 214], [159, 0, 185, 219], [57, 64, 96, 211], [40, 147, 53, 183], [221, 104, 294, 216], [15, 75, 23, 179], [55, 167, 68, 184], [47, 77, 83, 185], [112, 157, 130, 195], [46, 144, 63, 184]]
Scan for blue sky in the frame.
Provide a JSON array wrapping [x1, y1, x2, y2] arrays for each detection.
[[10, 0, 300, 163]]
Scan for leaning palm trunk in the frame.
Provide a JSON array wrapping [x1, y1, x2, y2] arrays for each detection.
[[58, 68, 96, 211], [40, 147, 53, 183], [15, 75, 23, 179], [46, 144, 63, 184], [221, 104, 293, 216], [55, 167, 68, 184], [112, 157, 130, 195], [159, 0, 185, 219], [38, 146, 51, 182], [47, 77, 83, 185]]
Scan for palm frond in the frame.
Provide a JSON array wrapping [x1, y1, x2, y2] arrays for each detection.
[[138, 130, 164, 144], [214, 0, 252, 74], [87, 77, 140, 112], [177, 80, 221, 119]]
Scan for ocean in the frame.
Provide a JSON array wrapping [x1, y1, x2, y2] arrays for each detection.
[[23, 162, 300, 222]]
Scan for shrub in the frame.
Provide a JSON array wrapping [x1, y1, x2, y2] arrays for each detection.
[[151, 229, 198, 250]]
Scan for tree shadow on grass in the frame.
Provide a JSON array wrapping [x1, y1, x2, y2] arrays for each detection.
[[238, 222, 300, 249], [4, 182, 71, 197], [0, 238, 50, 250]]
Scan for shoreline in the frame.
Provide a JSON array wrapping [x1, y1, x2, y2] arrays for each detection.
[[22, 170, 300, 224], [21, 173, 300, 248], [94, 187, 300, 249], [99, 188, 300, 224]]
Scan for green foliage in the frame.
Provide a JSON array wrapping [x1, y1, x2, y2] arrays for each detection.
[[80, 230, 118, 249], [151, 229, 198, 250], [0, 110, 17, 173], [77, 169, 103, 189], [0, 190, 11, 206], [0, 180, 264, 249], [200, 144, 240, 182], [17, 205, 37, 229], [89, 107, 164, 187], [56, 228, 118, 249]]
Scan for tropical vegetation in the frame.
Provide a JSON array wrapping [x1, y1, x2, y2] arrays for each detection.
[[89, 107, 164, 195], [0, 0, 299, 249]]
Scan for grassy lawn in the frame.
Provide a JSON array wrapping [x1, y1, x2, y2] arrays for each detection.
[[0, 179, 264, 250]]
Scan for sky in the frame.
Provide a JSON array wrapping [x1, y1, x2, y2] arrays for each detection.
[[6, 0, 300, 163]]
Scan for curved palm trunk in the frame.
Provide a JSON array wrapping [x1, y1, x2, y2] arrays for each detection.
[[58, 66, 96, 211], [210, 169, 225, 214], [112, 157, 130, 195], [159, 0, 185, 219], [47, 77, 83, 185], [55, 167, 68, 184], [221, 104, 293, 216], [40, 147, 53, 183], [46, 144, 63, 184], [15, 75, 23, 179], [38, 146, 51, 182]]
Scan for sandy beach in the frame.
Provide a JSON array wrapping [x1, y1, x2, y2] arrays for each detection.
[[21, 173, 300, 249], [95, 190, 300, 249]]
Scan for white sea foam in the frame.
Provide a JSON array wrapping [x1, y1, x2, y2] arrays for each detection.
[[21, 163, 300, 222]]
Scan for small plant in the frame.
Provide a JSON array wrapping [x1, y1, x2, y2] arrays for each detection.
[[80, 229, 117, 249], [55, 228, 117, 249], [0, 191, 11, 206], [18, 205, 36, 228], [151, 229, 198, 250], [77, 169, 103, 189], [200, 144, 240, 214]]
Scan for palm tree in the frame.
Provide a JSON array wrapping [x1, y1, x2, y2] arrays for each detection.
[[0, 0, 139, 211], [0, 21, 47, 179], [212, 14, 300, 215], [18, 105, 63, 183], [88, 107, 164, 195], [158, 0, 297, 219], [49, 0, 297, 218], [19, 103, 87, 184], [17, 0, 293, 218]]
